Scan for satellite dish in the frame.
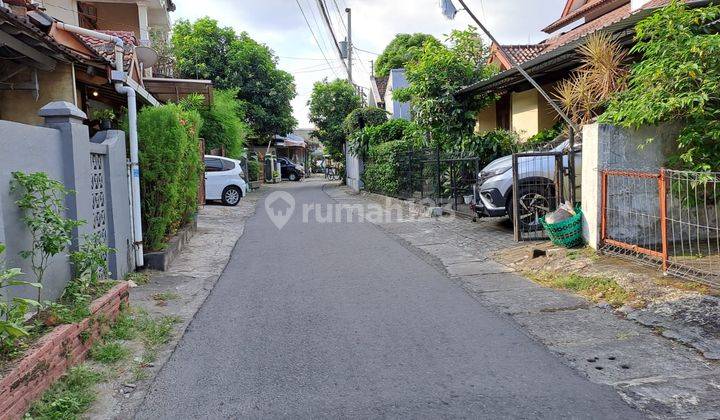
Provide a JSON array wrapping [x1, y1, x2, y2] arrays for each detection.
[[135, 46, 159, 68]]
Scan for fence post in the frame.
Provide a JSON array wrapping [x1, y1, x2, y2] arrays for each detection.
[[512, 153, 520, 242], [659, 167, 669, 272], [435, 143, 441, 206], [600, 171, 608, 245]]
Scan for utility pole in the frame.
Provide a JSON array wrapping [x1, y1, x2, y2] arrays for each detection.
[[346, 7, 352, 83]]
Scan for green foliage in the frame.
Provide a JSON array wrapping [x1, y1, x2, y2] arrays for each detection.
[[349, 119, 413, 160], [182, 89, 250, 159], [451, 130, 521, 165], [342, 107, 388, 136], [70, 234, 113, 290], [523, 123, 564, 151], [308, 79, 362, 158], [375, 33, 441, 77], [394, 27, 497, 149], [137, 104, 203, 251], [601, 0, 720, 171], [11, 172, 83, 301], [106, 311, 137, 341], [172, 17, 297, 139], [247, 159, 261, 182], [90, 341, 130, 364], [363, 139, 413, 196], [0, 244, 41, 356], [530, 272, 631, 308], [28, 365, 102, 419], [91, 108, 115, 121]]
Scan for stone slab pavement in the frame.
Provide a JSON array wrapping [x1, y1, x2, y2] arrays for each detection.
[[331, 185, 720, 419]]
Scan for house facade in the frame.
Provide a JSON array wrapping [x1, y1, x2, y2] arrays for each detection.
[[370, 68, 411, 120], [469, 0, 673, 141]]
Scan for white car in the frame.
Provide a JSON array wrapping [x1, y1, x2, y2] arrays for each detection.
[[204, 155, 248, 206], [473, 140, 582, 226]]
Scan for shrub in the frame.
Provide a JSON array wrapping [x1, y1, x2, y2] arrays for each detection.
[[247, 159, 261, 182], [194, 89, 250, 159], [11, 171, 83, 302], [343, 107, 388, 136], [452, 130, 521, 166], [137, 104, 203, 251], [349, 118, 412, 160], [0, 244, 41, 358], [363, 139, 412, 196]]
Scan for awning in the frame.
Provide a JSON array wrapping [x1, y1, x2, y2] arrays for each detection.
[[273, 133, 306, 148]]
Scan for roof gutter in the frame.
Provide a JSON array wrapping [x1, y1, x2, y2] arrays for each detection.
[[457, 0, 712, 97], [54, 22, 145, 268]]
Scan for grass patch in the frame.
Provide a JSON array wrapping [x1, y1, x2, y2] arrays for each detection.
[[529, 271, 632, 307], [106, 312, 137, 341], [136, 313, 181, 348], [27, 365, 102, 419], [152, 291, 179, 302], [89, 341, 130, 364], [655, 277, 716, 295], [125, 271, 150, 285]]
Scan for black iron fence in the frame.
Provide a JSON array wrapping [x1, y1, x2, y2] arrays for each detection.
[[391, 147, 483, 217]]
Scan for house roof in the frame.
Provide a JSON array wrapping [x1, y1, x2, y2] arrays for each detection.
[[0, 5, 102, 69], [458, 0, 687, 96], [490, 44, 547, 69], [77, 30, 137, 72], [371, 75, 388, 104], [544, 0, 626, 33]]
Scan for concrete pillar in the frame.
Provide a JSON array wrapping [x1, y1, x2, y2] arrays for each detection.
[[38, 101, 94, 247], [91, 130, 134, 279], [137, 3, 150, 45], [581, 124, 601, 249]]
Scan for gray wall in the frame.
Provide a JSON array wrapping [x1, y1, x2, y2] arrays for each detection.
[[0, 102, 133, 302], [582, 123, 679, 248]]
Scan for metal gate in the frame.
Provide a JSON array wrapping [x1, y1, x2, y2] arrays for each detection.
[[511, 150, 569, 241]]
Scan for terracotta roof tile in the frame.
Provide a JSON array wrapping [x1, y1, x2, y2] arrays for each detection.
[[544, 0, 624, 33], [502, 44, 546, 64], [77, 30, 137, 71], [374, 76, 388, 100]]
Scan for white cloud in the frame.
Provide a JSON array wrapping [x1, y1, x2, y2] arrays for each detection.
[[172, 0, 566, 128]]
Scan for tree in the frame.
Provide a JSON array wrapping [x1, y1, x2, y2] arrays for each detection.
[[308, 79, 362, 158], [180, 90, 250, 159], [601, 0, 720, 171], [343, 107, 389, 160], [375, 33, 441, 78], [394, 27, 496, 149], [171, 18, 297, 140]]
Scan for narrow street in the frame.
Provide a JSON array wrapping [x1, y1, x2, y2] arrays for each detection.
[[136, 180, 642, 419]]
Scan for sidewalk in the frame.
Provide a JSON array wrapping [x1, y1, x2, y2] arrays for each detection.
[[328, 184, 720, 419]]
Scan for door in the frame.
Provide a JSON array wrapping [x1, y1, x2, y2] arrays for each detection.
[[204, 157, 224, 200]]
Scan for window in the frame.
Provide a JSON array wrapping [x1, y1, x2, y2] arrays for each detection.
[[78, 2, 98, 29], [204, 158, 223, 172], [221, 159, 236, 171]]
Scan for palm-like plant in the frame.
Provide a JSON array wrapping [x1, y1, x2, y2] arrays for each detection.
[[555, 33, 629, 125]]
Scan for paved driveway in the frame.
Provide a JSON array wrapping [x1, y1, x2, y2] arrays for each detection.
[[136, 181, 642, 419]]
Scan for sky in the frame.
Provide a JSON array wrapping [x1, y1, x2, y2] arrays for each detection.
[[172, 0, 567, 129]]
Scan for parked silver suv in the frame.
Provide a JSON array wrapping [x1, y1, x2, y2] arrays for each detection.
[[473, 140, 581, 225]]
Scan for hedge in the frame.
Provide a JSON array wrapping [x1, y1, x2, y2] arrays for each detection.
[[363, 139, 412, 197], [137, 104, 203, 251]]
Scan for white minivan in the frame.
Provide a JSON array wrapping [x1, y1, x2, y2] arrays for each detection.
[[204, 155, 248, 206]]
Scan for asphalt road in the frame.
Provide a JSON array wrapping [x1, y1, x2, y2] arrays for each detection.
[[136, 181, 643, 419]]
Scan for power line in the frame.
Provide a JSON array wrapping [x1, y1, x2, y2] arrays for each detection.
[[316, 0, 347, 67], [295, 0, 341, 79]]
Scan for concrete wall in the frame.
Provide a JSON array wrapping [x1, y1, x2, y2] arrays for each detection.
[[475, 104, 497, 134], [0, 102, 133, 302], [511, 89, 539, 141], [385, 69, 411, 121], [582, 123, 679, 249], [39, 0, 79, 25], [94, 2, 140, 37], [0, 63, 76, 125]]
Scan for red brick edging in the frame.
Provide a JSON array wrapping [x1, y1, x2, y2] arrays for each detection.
[[0, 281, 130, 419]]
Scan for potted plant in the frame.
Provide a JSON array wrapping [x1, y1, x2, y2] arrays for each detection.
[[92, 109, 116, 130]]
